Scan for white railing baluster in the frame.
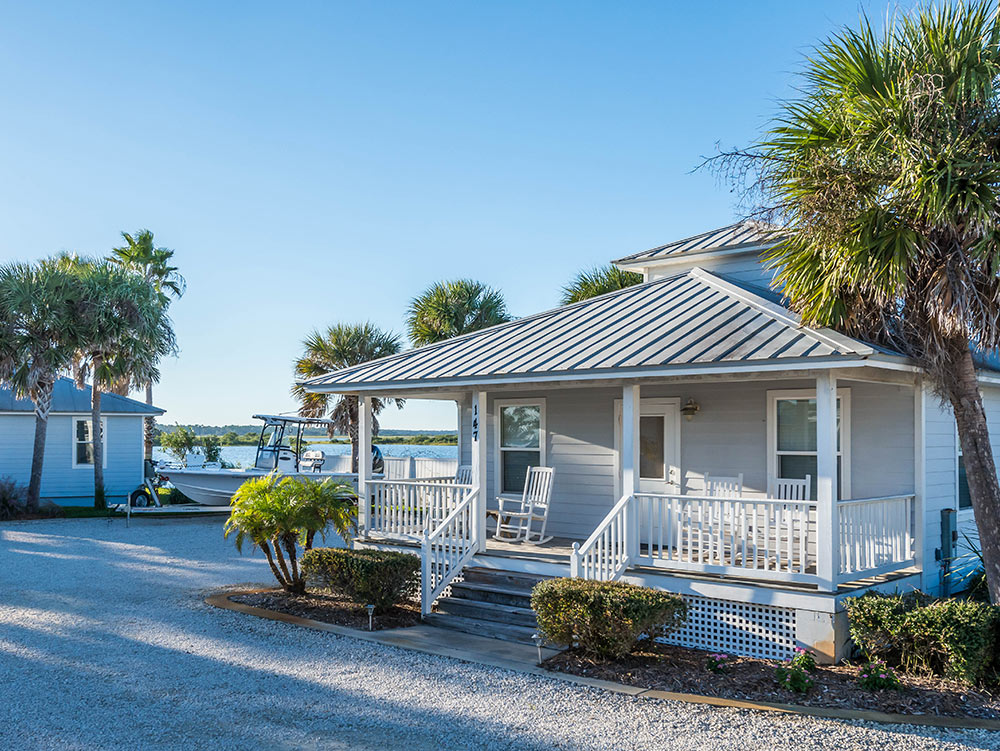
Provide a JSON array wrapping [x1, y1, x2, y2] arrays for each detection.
[[834, 495, 916, 582], [420, 486, 478, 615]]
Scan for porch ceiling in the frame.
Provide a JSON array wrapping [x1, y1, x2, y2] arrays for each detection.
[[303, 268, 910, 395]]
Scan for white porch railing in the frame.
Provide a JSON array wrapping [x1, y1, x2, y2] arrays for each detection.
[[367, 480, 472, 540], [837, 494, 915, 582], [570, 493, 631, 581], [421, 488, 478, 615], [571, 492, 916, 588], [633, 493, 817, 584]]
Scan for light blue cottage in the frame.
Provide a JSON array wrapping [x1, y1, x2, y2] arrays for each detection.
[[0, 378, 164, 505]]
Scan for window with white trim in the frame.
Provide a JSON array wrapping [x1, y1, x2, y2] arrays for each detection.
[[72, 417, 107, 468], [496, 400, 545, 494], [767, 390, 850, 500]]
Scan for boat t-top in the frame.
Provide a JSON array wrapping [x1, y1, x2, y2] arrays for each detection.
[[160, 413, 377, 506]]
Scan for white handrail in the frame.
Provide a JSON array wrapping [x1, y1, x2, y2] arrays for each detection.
[[837, 494, 915, 581], [421, 488, 478, 615], [632, 492, 817, 583], [570, 493, 632, 581], [367, 480, 471, 539]]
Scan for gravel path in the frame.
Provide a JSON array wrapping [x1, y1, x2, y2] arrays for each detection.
[[1, 517, 998, 751]]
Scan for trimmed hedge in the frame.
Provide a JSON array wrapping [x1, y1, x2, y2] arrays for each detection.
[[302, 547, 419, 613], [531, 578, 687, 659], [846, 592, 1000, 684]]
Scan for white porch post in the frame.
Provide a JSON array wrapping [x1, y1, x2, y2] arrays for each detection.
[[622, 384, 641, 560], [357, 395, 373, 537], [472, 391, 488, 553], [816, 372, 840, 591]]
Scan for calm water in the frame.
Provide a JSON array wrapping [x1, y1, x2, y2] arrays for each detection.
[[152, 442, 457, 469]]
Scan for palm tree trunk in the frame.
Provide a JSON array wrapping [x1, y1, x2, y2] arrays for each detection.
[[92, 374, 105, 509], [26, 379, 54, 514], [948, 346, 1000, 602], [348, 395, 359, 474], [144, 382, 154, 460]]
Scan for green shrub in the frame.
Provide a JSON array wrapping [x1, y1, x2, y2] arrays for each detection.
[[530, 578, 687, 659], [158, 487, 194, 505], [856, 659, 901, 691], [775, 661, 814, 693], [0, 476, 26, 520], [202, 435, 222, 463], [846, 592, 1000, 684], [302, 547, 419, 613]]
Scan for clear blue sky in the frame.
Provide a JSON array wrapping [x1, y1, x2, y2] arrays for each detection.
[[0, 0, 899, 430]]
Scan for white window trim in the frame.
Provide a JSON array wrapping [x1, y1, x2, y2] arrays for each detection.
[[72, 416, 108, 469], [766, 388, 851, 500], [494, 398, 546, 498], [956, 424, 974, 518], [613, 397, 682, 499]]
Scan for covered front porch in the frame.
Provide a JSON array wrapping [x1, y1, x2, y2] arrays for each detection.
[[351, 368, 921, 617]]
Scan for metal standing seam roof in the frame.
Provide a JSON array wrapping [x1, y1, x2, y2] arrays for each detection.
[[613, 220, 784, 266], [303, 268, 884, 393], [0, 377, 165, 414]]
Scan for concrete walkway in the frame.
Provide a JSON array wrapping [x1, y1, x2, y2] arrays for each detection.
[[0, 517, 997, 751]]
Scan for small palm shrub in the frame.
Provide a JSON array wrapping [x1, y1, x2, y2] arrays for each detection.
[[531, 578, 687, 659], [0, 476, 26, 520], [224, 474, 356, 594], [302, 548, 419, 613], [846, 592, 1000, 684]]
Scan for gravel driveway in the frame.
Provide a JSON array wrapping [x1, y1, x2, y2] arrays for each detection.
[[0, 517, 997, 751]]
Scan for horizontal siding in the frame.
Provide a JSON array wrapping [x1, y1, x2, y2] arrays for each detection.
[[647, 253, 776, 291], [0, 414, 144, 504], [462, 377, 918, 541], [922, 390, 955, 595]]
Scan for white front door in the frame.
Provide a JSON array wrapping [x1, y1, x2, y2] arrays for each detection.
[[616, 397, 681, 496]]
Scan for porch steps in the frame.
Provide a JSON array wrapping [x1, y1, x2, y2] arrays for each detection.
[[425, 567, 548, 645]]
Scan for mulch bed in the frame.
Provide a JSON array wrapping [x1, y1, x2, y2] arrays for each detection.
[[544, 641, 1000, 720], [231, 590, 421, 631]]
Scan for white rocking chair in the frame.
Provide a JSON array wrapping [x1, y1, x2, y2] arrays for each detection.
[[493, 466, 555, 545], [455, 465, 473, 485], [704, 472, 743, 498], [769, 475, 811, 501]]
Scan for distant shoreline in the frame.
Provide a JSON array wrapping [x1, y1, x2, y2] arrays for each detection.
[[152, 434, 458, 448]]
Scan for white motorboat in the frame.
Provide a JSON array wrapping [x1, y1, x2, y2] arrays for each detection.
[[160, 414, 379, 506]]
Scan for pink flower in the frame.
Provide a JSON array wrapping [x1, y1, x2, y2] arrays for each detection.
[[879, 674, 886, 679]]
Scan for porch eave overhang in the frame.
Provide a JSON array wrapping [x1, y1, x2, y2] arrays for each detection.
[[302, 354, 919, 396]]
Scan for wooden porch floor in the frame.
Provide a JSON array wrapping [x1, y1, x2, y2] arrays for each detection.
[[356, 533, 919, 593], [481, 536, 580, 562]]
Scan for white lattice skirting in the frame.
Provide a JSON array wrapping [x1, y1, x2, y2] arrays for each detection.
[[658, 595, 797, 660]]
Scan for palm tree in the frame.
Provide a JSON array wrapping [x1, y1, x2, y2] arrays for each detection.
[[0, 261, 81, 512], [560, 265, 642, 305], [225, 474, 356, 594], [405, 279, 511, 346], [71, 258, 176, 508], [715, 2, 1000, 599], [110, 230, 184, 458], [292, 323, 403, 472]]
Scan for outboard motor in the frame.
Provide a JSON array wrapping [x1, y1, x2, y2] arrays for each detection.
[[371, 445, 384, 474]]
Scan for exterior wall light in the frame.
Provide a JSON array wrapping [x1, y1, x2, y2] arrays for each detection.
[[680, 398, 700, 421]]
